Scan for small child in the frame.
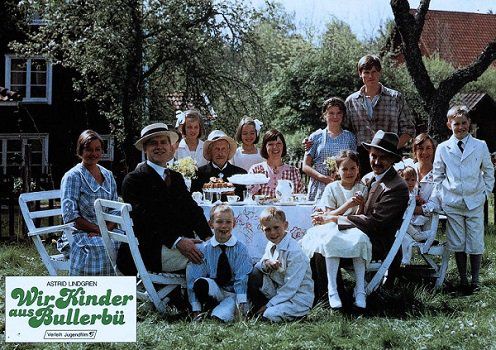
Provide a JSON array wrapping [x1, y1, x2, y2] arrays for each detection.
[[232, 116, 264, 171], [400, 166, 435, 264], [187, 204, 253, 321], [248, 207, 314, 322], [300, 150, 370, 309], [433, 105, 494, 293]]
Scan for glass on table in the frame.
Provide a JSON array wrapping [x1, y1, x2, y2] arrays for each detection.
[[204, 191, 214, 204]]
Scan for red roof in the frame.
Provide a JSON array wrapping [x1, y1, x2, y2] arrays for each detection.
[[410, 9, 496, 68]]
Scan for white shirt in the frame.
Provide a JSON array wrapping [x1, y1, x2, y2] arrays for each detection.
[[231, 147, 264, 171], [175, 139, 208, 167], [146, 160, 167, 179]]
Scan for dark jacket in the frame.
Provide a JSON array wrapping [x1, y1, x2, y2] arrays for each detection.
[[117, 162, 212, 274], [348, 167, 409, 259], [191, 162, 247, 200]]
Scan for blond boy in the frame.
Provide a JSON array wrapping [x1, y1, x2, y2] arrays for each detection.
[[433, 106, 494, 293], [187, 204, 252, 321], [248, 207, 314, 321]]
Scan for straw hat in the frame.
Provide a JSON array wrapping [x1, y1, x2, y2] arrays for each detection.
[[203, 130, 237, 161], [134, 123, 179, 151]]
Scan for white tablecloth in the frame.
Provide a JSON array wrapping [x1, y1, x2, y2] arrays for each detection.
[[200, 204, 314, 263]]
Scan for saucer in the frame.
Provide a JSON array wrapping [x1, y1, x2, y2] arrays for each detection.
[[228, 201, 246, 206], [277, 202, 297, 206]]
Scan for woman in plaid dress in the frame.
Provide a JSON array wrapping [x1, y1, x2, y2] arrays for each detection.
[[302, 97, 357, 201], [248, 129, 305, 198], [61, 130, 118, 275]]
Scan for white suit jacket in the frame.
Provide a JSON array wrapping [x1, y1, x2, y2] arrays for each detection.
[[433, 134, 494, 210]]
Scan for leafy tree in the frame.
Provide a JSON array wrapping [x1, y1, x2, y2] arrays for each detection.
[[265, 20, 364, 133], [389, 0, 496, 140], [13, 0, 262, 169]]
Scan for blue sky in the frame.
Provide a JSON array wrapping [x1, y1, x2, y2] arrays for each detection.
[[251, 0, 496, 40]]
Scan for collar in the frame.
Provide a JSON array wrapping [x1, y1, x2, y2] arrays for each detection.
[[373, 166, 392, 182], [267, 232, 290, 253], [210, 234, 237, 247], [212, 162, 228, 171], [359, 83, 384, 98], [77, 163, 112, 194], [146, 160, 167, 178], [454, 134, 470, 145]]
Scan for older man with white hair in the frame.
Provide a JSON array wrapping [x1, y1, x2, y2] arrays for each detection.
[[191, 130, 247, 200]]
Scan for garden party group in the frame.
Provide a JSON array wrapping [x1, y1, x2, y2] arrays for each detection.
[[59, 54, 494, 322]]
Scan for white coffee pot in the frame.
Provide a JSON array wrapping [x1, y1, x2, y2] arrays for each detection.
[[275, 179, 294, 202]]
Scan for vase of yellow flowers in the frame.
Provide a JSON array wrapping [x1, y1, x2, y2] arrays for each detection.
[[170, 157, 197, 191]]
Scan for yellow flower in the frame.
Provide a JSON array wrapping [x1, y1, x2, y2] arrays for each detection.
[[170, 157, 198, 178]]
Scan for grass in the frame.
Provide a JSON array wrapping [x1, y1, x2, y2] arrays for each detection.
[[1, 227, 496, 349]]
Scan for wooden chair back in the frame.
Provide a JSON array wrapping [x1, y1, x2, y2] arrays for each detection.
[[365, 190, 417, 294], [94, 198, 185, 314], [18, 190, 75, 275]]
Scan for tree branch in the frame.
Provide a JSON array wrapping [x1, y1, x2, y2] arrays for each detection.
[[413, 0, 430, 41], [391, 0, 436, 104], [438, 40, 496, 100]]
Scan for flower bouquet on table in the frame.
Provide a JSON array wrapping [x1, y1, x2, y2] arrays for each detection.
[[170, 156, 197, 190]]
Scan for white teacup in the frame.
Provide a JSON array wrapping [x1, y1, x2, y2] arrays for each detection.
[[227, 195, 240, 203], [254, 195, 265, 205], [192, 191, 203, 204]]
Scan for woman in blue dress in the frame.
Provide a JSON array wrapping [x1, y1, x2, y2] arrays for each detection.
[[302, 97, 357, 201], [61, 130, 118, 275]]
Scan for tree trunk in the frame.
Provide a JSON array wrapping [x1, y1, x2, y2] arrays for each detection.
[[120, 0, 144, 172]]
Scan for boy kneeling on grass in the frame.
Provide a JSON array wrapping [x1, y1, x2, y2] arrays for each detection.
[[248, 207, 314, 321], [187, 204, 252, 321]]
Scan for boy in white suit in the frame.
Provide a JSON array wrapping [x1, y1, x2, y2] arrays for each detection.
[[433, 106, 494, 293], [248, 207, 314, 321]]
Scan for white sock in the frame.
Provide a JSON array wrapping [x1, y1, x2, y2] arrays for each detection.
[[325, 257, 341, 308], [353, 258, 366, 294]]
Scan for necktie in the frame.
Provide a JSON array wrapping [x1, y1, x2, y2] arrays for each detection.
[[164, 169, 171, 187], [457, 140, 464, 153], [216, 245, 232, 287], [367, 177, 376, 191]]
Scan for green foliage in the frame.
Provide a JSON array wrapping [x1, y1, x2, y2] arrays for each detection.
[[464, 67, 496, 99], [264, 20, 364, 134]]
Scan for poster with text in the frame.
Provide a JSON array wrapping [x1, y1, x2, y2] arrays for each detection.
[[5, 276, 136, 343]]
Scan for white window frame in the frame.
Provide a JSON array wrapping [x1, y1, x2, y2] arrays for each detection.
[[0, 133, 49, 175], [4, 55, 52, 104], [100, 134, 115, 162]]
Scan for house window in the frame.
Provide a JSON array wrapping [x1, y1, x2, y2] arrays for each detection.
[[4, 55, 52, 104], [100, 135, 115, 162], [0, 133, 49, 176]]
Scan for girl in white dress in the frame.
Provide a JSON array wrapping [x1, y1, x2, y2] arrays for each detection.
[[231, 116, 264, 171], [300, 150, 371, 309], [175, 109, 208, 167]]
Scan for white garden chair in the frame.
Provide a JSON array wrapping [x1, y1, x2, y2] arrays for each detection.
[[406, 212, 450, 289], [365, 191, 417, 294], [93, 198, 186, 314], [18, 190, 75, 276]]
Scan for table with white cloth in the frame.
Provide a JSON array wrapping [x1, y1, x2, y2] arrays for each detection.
[[200, 203, 314, 263]]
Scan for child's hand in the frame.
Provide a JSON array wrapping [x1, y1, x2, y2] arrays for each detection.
[[416, 195, 426, 205], [264, 259, 282, 272]]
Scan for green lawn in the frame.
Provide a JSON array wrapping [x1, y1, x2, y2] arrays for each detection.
[[1, 226, 496, 349]]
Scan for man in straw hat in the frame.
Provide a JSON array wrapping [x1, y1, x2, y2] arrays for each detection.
[[117, 123, 212, 278], [191, 130, 247, 200], [311, 130, 410, 299]]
